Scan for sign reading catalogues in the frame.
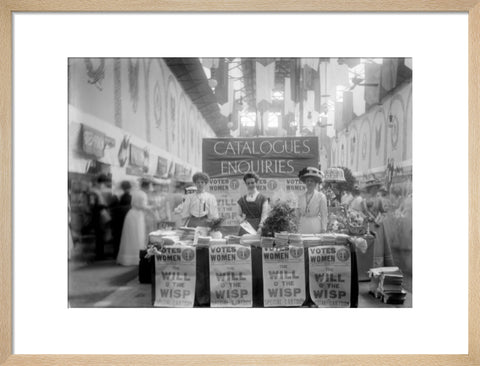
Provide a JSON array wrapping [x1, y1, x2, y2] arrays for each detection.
[[202, 137, 319, 178], [154, 244, 196, 307], [308, 245, 351, 307], [262, 245, 306, 307], [209, 244, 253, 307]]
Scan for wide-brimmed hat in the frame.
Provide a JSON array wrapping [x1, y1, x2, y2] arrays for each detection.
[[298, 167, 324, 183], [185, 185, 197, 192]]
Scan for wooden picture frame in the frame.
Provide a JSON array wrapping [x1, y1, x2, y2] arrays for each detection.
[[1, 1, 478, 365]]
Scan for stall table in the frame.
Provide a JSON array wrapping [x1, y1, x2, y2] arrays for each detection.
[[147, 237, 359, 308]]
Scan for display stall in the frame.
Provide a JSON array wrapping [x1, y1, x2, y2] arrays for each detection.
[[145, 230, 359, 308]]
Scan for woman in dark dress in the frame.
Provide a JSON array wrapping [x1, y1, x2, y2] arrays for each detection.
[[236, 172, 269, 235], [111, 180, 132, 257]]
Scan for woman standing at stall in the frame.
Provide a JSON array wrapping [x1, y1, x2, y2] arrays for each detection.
[[297, 167, 328, 234], [236, 172, 269, 235], [181, 172, 219, 228]]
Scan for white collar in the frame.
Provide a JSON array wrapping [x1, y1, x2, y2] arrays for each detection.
[[247, 190, 259, 199]]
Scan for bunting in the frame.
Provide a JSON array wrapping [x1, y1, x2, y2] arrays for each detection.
[[302, 58, 319, 92], [342, 91, 354, 126], [283, 77, 296, 129], [314, 62, 321, 113], [214, 58, 229, 105], [201, 58, 219, 69], [219, 71, 234, 117], [364, 62, 382, 109], [290, 59, 301, 103], [381, 58, 399, 94], [255, 58, 276, 111]]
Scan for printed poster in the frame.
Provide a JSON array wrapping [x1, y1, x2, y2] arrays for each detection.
[[154, 244, 196, 307], [209, 177, 305, 226], [262, 245, 306, 307], [308, 245, 351, 308], [209, 244, 253, 307]]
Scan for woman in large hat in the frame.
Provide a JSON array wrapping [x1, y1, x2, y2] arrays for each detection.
[[297, 167, 328, 234]]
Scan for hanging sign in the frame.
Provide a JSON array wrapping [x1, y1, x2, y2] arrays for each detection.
[[209, 244, 253, 307], [128, 144, 149, 175], [308, 245, 351, 308], [118, 136, 130, 167], [154, 244, 196, 307], [202, 137, 319, 178], [129, 144, 145, 167], [155, 156, 169, 177], [262, 245, 306, 307], [81, 125, 105, 158]]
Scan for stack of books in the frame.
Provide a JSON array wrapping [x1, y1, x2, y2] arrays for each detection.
[[368, 266, 407, 305], [176, 227, 196, 241], [226, 235, 242, 245]]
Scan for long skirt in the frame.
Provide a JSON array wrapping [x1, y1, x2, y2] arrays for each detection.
[[117, 208, 147, 266]]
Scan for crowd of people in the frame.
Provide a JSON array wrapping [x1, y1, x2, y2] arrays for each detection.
[[68, 167, 412, 266], [69, 174, 190, 263]]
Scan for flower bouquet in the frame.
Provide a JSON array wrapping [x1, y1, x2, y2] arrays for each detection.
[[346, 209, 367, 236]]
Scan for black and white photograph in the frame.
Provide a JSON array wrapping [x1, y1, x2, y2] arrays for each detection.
[[68, 57, 412, 309]]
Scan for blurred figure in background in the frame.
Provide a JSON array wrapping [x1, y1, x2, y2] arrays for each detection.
[[117, 178, 155, 266], [152, 179, 172, 227], [89, 174, 116, 261], [371, 186, 390, 224], [349, 185, 374, 220], [341, 189, 354, 208], [111, 180, 132, 258]]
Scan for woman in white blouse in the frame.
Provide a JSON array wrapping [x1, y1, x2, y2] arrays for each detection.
[[181, 172, 219, 228], [297, 167, 328, 234]]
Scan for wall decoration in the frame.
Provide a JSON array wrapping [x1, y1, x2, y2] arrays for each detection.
[[361, 132, 368, 159], [153, 81, 162, 128], [390, 115, 399, 149], [374, 123, 382, 155], [85, 58, 105, 91], [143, 146, 150, 173], [128, 59, 140, 112], [81, 124, 105, 158], [156, 156, 169, 177], [117, 135, 130, 167], [349, 128, 357, 168], [178, 94, 187, 159], [167, 76, 177, 154]]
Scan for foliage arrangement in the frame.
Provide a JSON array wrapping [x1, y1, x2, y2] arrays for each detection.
[[336, 166, 356, 193], [261, 202, 298, 237]]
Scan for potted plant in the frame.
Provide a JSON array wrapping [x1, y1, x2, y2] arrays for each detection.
[[260, 202, 298, 237]]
